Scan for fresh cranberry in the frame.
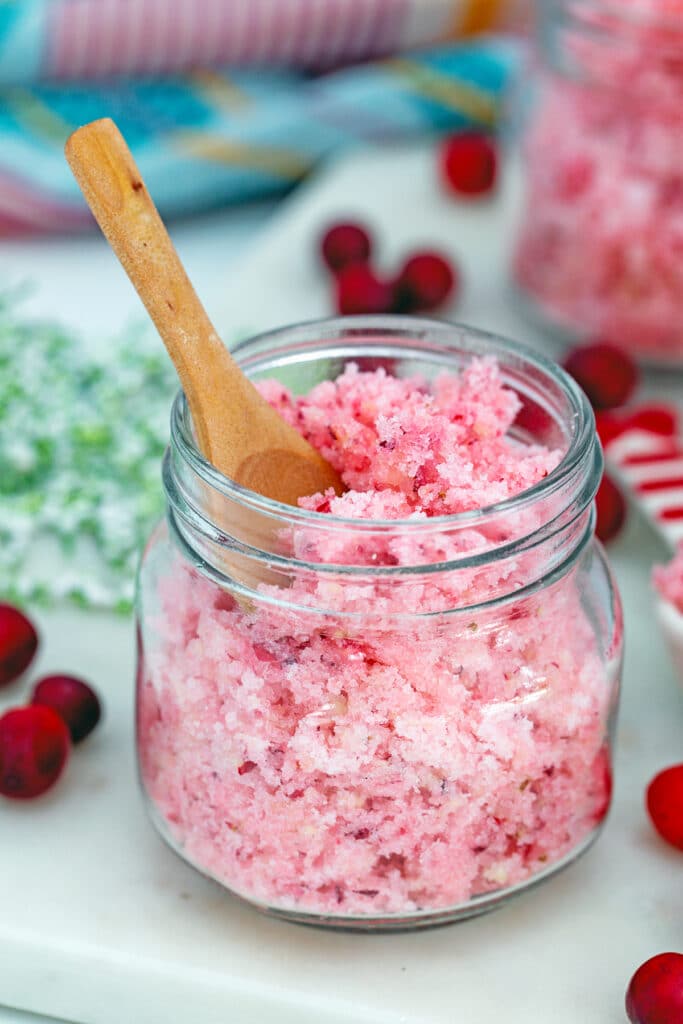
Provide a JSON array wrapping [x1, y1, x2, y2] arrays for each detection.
[[646, 764, 683, 851], [595, 474, 626, 543], [335, 264, 394, 316], [626, 953, 683, 1023], [393, 251, 457, 312], [564, 342, 638, 411], [0, 603, 38, 687], [31, 674, 101, 744], [440, 132, 498, 197], [321, 222, 372, 274], [0, 705, 70, 799]]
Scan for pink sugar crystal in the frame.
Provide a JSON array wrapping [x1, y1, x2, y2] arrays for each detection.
[[654, 543, 683, 612], [138, 360, 615, 918], [514, 3, 683, 362]]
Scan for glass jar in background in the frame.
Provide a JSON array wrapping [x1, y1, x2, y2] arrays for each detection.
[[136, 317, 623, 930], [513, 0, 683, 365]]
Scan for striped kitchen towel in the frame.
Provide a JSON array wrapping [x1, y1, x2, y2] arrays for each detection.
[[0, 39, 521, 233], [605, 405, 683, 549], [0, 0, 528, 83]]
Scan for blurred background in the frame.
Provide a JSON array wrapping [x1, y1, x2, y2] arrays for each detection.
[[1, 0, 682, 611]]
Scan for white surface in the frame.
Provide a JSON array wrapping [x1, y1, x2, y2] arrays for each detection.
[[1, 144, 682, 1024]]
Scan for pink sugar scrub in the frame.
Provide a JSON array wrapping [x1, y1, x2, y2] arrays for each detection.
[[138, 358, 615, 917], [514, 0, 683, 362]]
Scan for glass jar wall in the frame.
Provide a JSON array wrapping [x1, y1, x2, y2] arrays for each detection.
[[136, 317, 623, 929]]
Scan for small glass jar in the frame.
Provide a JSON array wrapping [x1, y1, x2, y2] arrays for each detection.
[[513, 0, 683, 364], [135, 317, 623, 930]]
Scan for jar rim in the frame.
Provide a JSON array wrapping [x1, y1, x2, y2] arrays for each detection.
[[169, 315, 597, 536]]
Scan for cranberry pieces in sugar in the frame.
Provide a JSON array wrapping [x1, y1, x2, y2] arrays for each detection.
[[0, 705, 70, 799], [31, 674, 102, 744], [646, 764, 683, 851], [0, 603, 38, 687], [626, 953, 683, 1024], [564, 341, 638, 411], [595, 474, 626, 544], [393, 251, 457, 313], [335, 264, 394, 315], [321, 222, 372, 274], [440, 132, 498, 197]]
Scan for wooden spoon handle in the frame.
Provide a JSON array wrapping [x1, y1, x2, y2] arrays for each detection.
[[64, 117, 251, 463]]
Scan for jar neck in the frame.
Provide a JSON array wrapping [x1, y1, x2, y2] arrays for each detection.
[[162, 318, 602, 615], [539, 0, 683, 91]]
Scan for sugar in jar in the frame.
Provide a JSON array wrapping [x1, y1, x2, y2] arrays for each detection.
[[513, 0, 683, 364], [136, 317, 623, 929]]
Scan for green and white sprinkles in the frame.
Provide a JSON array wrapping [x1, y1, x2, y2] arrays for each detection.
[[0, 296, 178, 613]]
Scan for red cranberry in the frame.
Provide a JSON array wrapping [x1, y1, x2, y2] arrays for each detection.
[[335, 264, 394, 316], [393, 251, 457, 312], [0, 705, 70, 799], [626, 953, 683, 1023], [321, 222, 372, 274], [564, 342, 638, 411], [440, 132, 498, 197], [237, 760, 257, 775], [595, 474, 626, 543], [31, 674, 101, 744], [0, 603, 38, 687], [646, 764, 683, 851]]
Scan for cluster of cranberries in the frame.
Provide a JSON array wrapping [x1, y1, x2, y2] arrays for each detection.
[[321, 222, 458, 317], [0, 603, 101, 799], [320, 132, 498, 317]]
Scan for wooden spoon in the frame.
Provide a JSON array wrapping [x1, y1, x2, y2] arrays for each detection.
[[64, 117, 343, 507]]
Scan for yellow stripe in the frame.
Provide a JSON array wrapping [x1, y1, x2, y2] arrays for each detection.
[[189, 70, 253, 113], [172, 132, 312, 180], [5, 88, 73, 143], [387, 59, 498, 127], [443, 0, 505, 38]]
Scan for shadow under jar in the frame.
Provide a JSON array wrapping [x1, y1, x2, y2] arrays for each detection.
[[136, 316, 623, 930], [513, 0, 683, 365]]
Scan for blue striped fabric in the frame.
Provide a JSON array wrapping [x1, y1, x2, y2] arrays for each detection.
[[0, 41, 521, 231]]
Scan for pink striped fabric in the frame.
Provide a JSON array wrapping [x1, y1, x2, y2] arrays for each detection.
[[0, 171, 90, 233], [606, 415, 683, 548], [45, 0, 416, 78]]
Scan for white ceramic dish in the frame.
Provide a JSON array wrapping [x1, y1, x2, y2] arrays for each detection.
[[656, 596, 683, 690]]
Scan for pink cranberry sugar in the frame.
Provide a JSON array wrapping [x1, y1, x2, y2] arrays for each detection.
[[514, 0, 683, 362], [138, 357, 617, 918]]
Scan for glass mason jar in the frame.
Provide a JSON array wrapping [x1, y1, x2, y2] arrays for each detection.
[[136, 317, 623, 930], [513, 0, 683, 364]]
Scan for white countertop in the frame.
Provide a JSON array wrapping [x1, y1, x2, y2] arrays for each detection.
[[0, 144, 681, 1024]]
